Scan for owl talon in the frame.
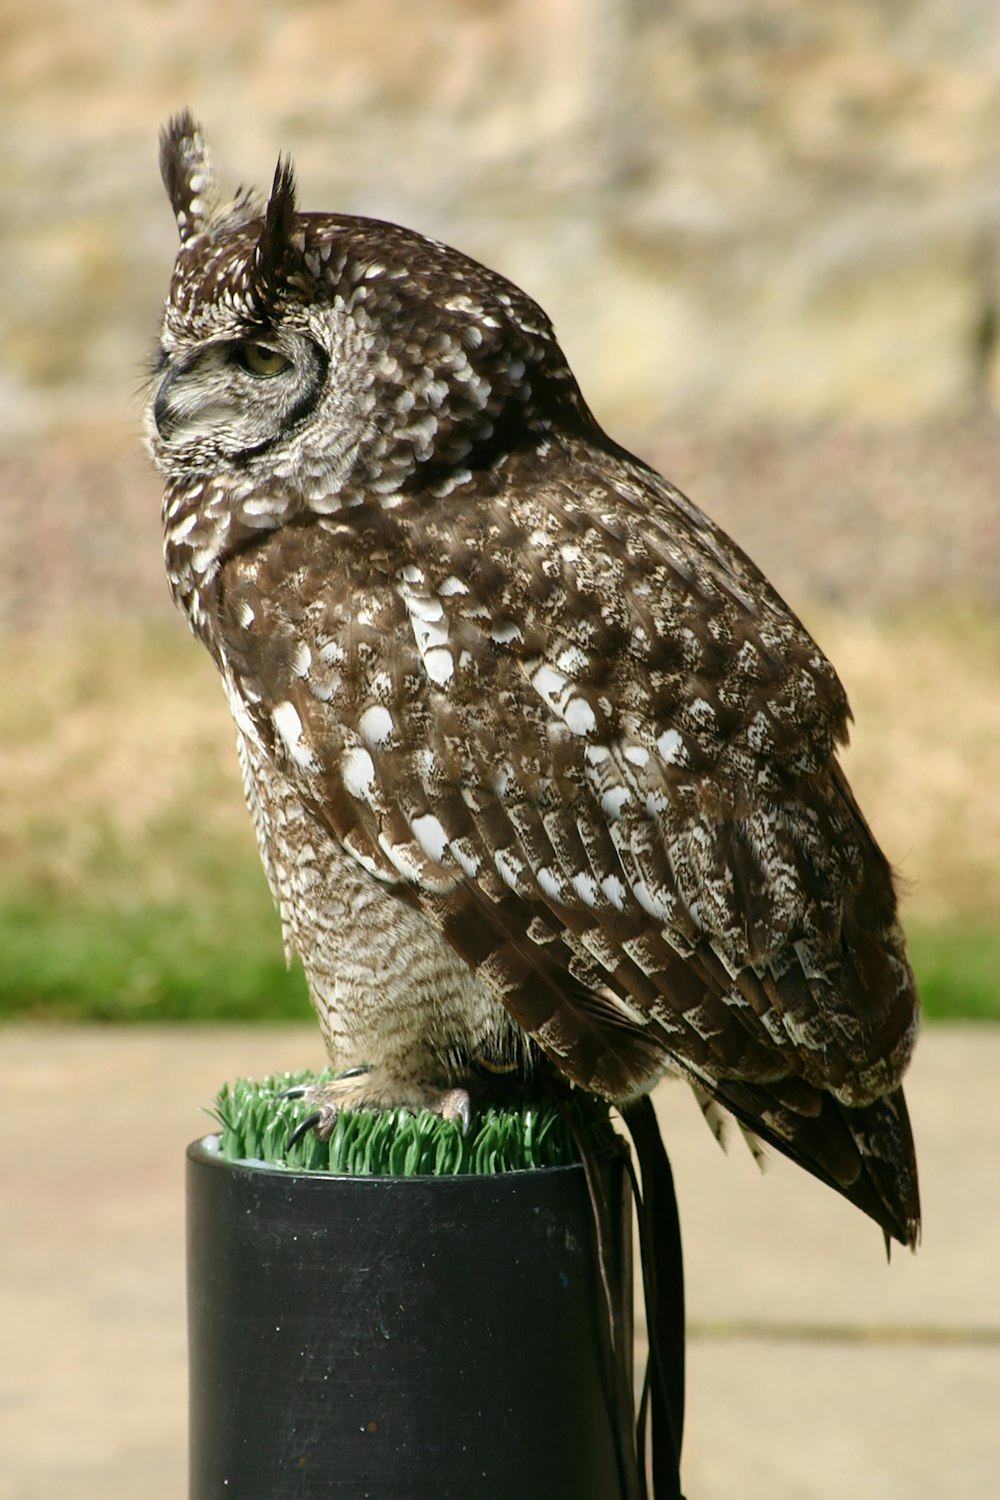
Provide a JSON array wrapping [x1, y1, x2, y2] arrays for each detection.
[[281, 1064, 369, 1103], [286, 1109, 324, 1149], [285, 1080, 475, 1152], [437, 1087, 473, 1135]]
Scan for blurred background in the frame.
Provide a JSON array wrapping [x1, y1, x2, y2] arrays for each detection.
[[3, 6, 1000, 1500], [2, 0, 998, 1024]]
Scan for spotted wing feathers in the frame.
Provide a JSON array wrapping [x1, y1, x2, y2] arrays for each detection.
[[214, 446, 919, 1244]]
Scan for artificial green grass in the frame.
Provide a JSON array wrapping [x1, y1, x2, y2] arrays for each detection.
[[1, 882, 997, 1024], [209, 1070, 616, 1175]]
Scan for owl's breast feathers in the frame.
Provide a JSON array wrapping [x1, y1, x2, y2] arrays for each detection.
[[199, 436, 919, 1245]]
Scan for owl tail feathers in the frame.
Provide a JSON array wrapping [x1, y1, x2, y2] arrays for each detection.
[[709, 1077, 921, 1251]]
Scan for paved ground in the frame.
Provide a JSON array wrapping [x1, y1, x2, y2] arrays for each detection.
[[1, 1022, 997, 1499]]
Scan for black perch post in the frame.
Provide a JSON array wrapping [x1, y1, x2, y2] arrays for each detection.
[[186, 1126, 685, 1498]]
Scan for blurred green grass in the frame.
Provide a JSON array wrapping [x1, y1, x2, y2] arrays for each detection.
[[0, 865, 996, 1023], [0, 874, 309, 1024], [1, 618, 998, 1026]]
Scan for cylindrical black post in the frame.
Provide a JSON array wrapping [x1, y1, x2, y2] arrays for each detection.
[[187, 1137, 635, 1499]]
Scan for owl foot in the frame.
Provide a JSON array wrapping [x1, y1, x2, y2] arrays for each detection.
[[285, 1067, 473, 1148]]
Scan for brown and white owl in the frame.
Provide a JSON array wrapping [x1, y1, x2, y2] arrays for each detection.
[[146, 114, 919, 1249]]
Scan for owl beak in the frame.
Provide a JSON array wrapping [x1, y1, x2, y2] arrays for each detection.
[[152, 363, 181, 439]]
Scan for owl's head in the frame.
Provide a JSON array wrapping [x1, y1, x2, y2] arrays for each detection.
[[146, 113, 593, 509]]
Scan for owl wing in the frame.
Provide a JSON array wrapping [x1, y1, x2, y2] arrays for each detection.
[[215, 449, 919, 1243]]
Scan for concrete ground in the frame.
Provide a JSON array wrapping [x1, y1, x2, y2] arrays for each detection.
[[0, 1022, 997, 1499]]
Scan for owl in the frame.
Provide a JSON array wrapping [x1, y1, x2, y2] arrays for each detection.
[[147, 114, 919, 1250]]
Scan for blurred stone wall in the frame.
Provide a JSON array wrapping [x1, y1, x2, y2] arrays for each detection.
[[3, 0, 1000, 443]]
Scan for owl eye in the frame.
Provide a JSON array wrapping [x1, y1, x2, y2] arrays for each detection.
[[236, 342, 291, 377]]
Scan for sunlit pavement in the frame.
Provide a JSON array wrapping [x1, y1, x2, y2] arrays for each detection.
[[1, 1022, 997, 1499]]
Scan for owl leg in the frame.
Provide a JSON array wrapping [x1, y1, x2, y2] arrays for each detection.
[[285, 1066, 473, 1145]]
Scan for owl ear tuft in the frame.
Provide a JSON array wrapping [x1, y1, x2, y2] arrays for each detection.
[[253, 155, 309, 310], [159, 111, 219, 247], [159, 112, 264, 248]]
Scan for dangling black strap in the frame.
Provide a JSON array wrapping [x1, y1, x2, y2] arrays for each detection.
[[550, 1090, 645, 1500], [622, 1096, 687, 1500]]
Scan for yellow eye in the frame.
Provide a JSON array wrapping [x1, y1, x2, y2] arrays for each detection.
[[238, 342, 291, 377]]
